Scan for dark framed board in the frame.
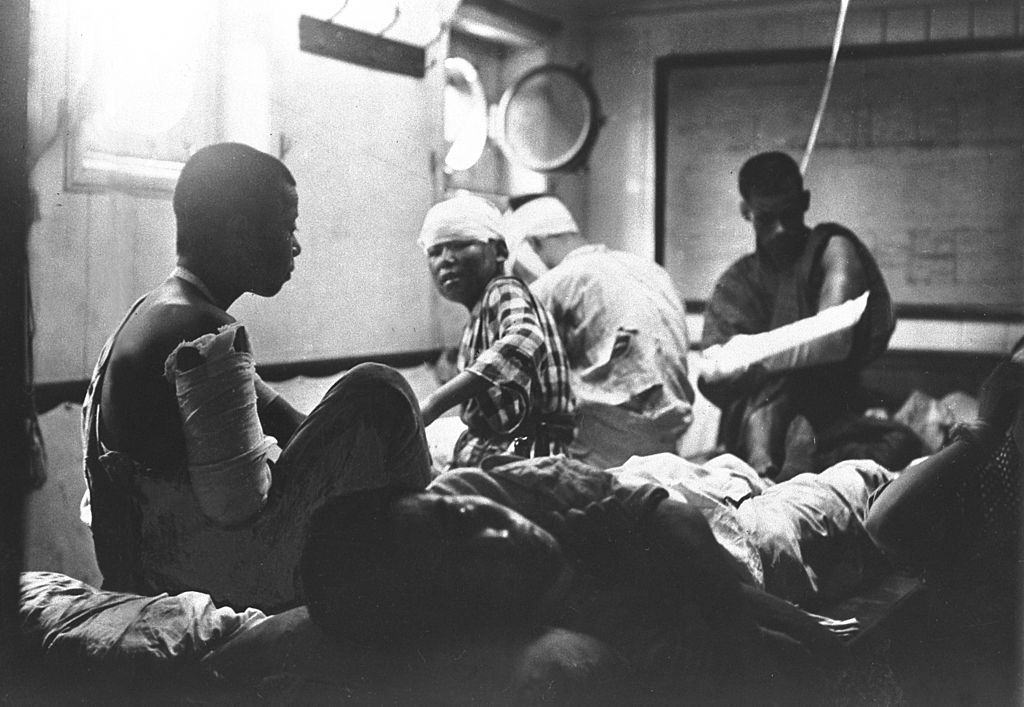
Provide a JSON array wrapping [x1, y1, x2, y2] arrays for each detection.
[[655, 39, 1024, 321]]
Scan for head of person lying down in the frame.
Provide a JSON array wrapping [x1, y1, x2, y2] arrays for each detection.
[[300, 487, 567, 648]]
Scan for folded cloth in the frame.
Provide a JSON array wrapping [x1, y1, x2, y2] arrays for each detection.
[[19, 571, 264, 669], [700, 291, 869, 383], [164, 323, 274, 525]]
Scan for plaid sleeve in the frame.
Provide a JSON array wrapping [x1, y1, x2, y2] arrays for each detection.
[[467, 279, 549, 433], [469, 279, 547, 387]]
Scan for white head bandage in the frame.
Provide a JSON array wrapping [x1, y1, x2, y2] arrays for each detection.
[[503, 196, 579, 250], [417, 194, 505, 252]]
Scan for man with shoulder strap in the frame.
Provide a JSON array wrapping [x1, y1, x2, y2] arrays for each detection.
[[700, 151, 898, 481]]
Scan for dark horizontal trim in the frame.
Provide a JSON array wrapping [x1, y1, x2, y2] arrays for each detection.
[[34, 380, 90, 414], [33, 349, 444, 413], [875, 348, 1004, 364], [895, 305, 1024, 323], [299, 15, 425, 79], [256, 349, 442, 382], [655, 36, 1024, 73], [684, 299, 1023, 323]]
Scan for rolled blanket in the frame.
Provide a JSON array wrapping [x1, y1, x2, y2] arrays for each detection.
[[165, 323, 274, 526]]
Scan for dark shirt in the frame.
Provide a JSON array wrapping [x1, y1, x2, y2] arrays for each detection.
[[428, 458, 728, 693]]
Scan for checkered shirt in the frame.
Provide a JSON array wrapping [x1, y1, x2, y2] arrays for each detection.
[[455, 276, 575, 466]]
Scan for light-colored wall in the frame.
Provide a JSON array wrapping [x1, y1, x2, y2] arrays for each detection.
[[579, 0, 1023, 351], [28, 0, 458, 383]]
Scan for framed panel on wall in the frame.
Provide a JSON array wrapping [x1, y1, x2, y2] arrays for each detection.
[[655, 39, 1024, 323]]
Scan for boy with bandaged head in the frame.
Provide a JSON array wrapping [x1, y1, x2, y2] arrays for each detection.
[[418, 194, 575, 467]]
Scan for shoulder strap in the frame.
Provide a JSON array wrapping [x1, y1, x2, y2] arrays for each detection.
[[81, 295, 149, 481]]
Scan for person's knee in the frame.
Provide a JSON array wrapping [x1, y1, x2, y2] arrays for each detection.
[[321, 362, 417, 413], [343, 362, 412, 394], [509, 628, 632, 704]]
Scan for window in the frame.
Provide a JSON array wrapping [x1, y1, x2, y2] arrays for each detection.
[[65, 0, 220, 193]]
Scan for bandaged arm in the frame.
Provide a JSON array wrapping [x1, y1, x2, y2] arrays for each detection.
[[700, 291, 869, 384], [166, 324, 275, 526], [254, 376, 305, 446]]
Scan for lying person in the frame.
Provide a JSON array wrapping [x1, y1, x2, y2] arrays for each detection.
[[82, 143, 432, 611], [504, 195, 695, 469], [417, 194, 576, 467], [866, 344, 1023, 703], [700, 151, 897, 481], [301, 455, 882, 701]]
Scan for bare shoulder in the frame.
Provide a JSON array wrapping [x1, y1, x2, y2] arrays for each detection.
[[820, 234, 864, 275], [114, 281, 235, 370]]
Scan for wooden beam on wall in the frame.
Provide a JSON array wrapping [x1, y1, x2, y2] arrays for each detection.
[[299, 14, 426, 78]]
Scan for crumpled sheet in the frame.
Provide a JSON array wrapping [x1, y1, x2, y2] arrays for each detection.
[[894, 390, 978, 454], [18, 571, 629, 703], [19, 571, 264, 669]]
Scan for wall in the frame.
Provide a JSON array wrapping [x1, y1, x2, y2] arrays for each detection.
[[580, 0, 1023, 352], [28, 0, 458, 384]]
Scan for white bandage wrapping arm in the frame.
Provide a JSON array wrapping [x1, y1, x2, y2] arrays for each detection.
[[165, 323, 275, 526], [700, 291, 869, 383]]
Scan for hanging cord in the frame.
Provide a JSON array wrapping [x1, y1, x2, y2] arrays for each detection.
[[377, 4, 400, 36], [327, 0, 400, 36], [800, 0, 851, 175], [327, 1, 349, 23]]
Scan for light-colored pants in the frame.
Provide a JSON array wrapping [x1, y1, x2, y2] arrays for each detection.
[[614, 454, 895, 604], [571, 397, 692, 470]]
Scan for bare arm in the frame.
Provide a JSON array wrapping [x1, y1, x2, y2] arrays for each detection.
[[817, 236, 867, 310], [644, 499, 766, 660], [255, 376, 306, 446], [648, 500, 853, 652], [866, 355, 1024, 567], [865, 437, 992, 566], [420, 370, 492, 426]]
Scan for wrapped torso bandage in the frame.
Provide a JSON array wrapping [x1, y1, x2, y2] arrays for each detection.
[[165, 323, 275, 526], [700, 291, 869, 383]]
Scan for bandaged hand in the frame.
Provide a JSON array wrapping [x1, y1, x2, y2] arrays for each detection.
[[165, 324, 274, 526], [698, 361, 770, 408], [545, 497, 651, 587]]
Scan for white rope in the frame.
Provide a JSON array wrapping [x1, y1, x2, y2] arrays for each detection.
[[800, 0, 851, 176]]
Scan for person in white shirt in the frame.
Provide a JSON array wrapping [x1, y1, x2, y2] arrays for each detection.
[[505, 196, 694, 468]]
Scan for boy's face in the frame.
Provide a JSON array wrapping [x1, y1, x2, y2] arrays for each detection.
[[391, 492, 565, 618], [427, 238, 505, 308], [238, 180, 301, 297], [740, 189, 809, 253]]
